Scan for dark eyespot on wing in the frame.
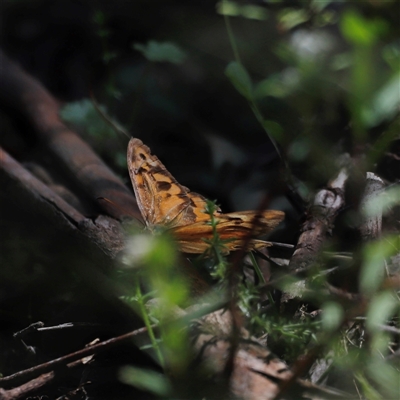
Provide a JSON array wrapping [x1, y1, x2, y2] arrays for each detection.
[[157, 181, 172, 191], [139, 153, 146, 160]]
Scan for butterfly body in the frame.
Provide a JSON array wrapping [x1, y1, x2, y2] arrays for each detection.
[[127, 138, 284, 254]]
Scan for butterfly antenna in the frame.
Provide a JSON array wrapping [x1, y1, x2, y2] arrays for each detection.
[[267, 241, 295, 249], [90, 92, 130, 138]]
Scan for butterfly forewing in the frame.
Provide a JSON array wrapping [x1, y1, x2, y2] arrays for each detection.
[[127, 138, 211, 229]]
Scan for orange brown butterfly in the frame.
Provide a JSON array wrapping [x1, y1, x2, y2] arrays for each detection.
[[127, 138, 284, 254]]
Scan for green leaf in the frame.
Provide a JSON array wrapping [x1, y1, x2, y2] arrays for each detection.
[[367, 358, 400, 399], [382, 42, 400, 71], [216, 1, 241, 17], [360, 236, 399, 295], [341, 9, 388, 47], [216, 1, 268, 20], [354, 372, 384, 400], [254, 76, 288, 98], [133, 40, 186, 64], [240, 5, 268, 21], [362, 72, 400, 127], [119, 366, 172, 396], [366, 291, 398, 333], [363, 187, 400, 218], [262, 120, 284, 141], [321, 301, 343, 332], [225, 61, 253, 100], [277, 8, 309, 30]]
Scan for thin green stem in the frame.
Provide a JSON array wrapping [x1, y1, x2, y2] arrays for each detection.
[[210, 212, 226, 267], [249, 252, 265, 285], [222, 5, 285, 164], [223, 1, 241, 64], [135, 279, 164, 367], [249, 100, 283, 160]]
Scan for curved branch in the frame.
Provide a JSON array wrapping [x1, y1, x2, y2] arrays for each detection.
[[0, 50, 140, 221]]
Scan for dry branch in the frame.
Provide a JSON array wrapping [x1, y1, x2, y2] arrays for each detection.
[[281, 167, 349, 304], [0, 325, 149, 390], [0, 50, 140, 221], [0, 360, 83, 400], [289, 168, 348, 272], [0, 147, 124, 260]]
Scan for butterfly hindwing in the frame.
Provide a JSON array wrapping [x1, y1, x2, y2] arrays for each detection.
[[171, 210, 284, 253]]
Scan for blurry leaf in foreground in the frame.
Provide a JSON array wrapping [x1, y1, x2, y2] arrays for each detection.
[[330, 52, 352, 71], [262, 120, 284, 142], [354, 372, 386, 400], [363, 186, 400, 218], [240, 5, 268, 20], [225, 61, 253, 100], [321, 301, 344, 332], [277, 8, 309, 30], [367, 357, 400, 399], [216, 1, 268, 20], [133, 40, 186, 64], [341, 9, 388, 47], [254, 75, 289, 99], [360, 235, 399, 294], [382, 41, 400, 71], [216, 0, 241, 17], [123, 230, 188, 307], [366, 291, 399, 334], [362, 72, 400, 127], [254, 70, 300, 99], [119, 366, 172, 396]]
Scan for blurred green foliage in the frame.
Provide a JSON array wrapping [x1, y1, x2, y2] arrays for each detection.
[[133, 40, 187, 64]]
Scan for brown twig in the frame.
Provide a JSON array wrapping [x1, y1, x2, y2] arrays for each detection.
[[0, 360, 83, 400], [0, 301, 225, 390], [0, 326, 149, 389]]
